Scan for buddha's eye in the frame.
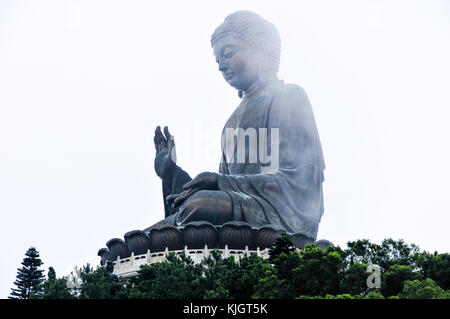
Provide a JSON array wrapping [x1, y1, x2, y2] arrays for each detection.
[[224, 51, 235, 59]]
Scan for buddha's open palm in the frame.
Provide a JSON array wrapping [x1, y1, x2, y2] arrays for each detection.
[[154, 126, 177, 181]]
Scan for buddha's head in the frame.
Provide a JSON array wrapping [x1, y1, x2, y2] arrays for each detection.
[[211, 11, 281, 94]]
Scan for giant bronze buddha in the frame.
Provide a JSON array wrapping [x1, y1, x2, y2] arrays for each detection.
[[99, 11, 327, 264]]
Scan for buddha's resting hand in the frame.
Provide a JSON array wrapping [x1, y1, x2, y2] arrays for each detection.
[[154, 125, 177, 181], [165, 172, 219, 209]]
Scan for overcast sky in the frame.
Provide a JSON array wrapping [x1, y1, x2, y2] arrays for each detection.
[[1, 0, 449, 298]]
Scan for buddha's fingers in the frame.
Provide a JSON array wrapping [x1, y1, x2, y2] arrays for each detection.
[[163, 126, 171, 141], [154, 135, 159, 152], [155, 126, 167, 146], [166, 193, 178, 205], [173, 188, 200, 208], [168, 135, 175, 152], [182, 179, 198, 190]]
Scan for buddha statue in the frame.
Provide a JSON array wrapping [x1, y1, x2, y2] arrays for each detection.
[[99, 10, 327, 262]]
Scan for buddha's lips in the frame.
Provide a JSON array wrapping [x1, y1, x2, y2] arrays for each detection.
[[225, 73, 234, 81]]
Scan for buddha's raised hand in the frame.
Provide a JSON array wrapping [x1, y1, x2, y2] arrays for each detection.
[[154, 126, 177, 181]]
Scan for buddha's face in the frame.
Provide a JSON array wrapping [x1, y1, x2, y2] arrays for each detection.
[[213, 35, 262, 92]]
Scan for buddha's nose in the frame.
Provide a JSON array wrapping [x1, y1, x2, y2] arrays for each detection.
[[218, 60, 228, 72]]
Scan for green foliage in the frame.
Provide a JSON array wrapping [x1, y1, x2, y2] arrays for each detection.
[[79, 264, 128, 298], [26, 237, 449, 299], [345, 238, 420, 270], [38, 276, 74, 299], [296, 295, 325, 299], [273, 251, 301, 282], [399, 278, 449, 299], [268, 232, 295, 263], [345, 239, 380, 265], [203, 285, 230, 299], [415, 252, 450, 290], [255, 233, 303, 298], [35, 266, 73, 299], [10, 247, 45, 299], [216, 253, 271, 299], [364, 290, 385, 299], [382, 264, 418, 297], [127, 250, 272, 299], [344, 238, 425, 298], [339, 262, 369, 296], [200, 250, 233, 299], [297, 294, 362, 299], [128, 252, 204, 299], [325, 294, 356, 299], [252, 269, 293, 299], [253, 251, 302, 298], [255, 243, 347, 298], [293, 244, 345, 297], [378, 238, 420, 270]]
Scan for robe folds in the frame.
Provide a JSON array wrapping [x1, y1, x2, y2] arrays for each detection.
[[216, 80, 325, 239], [152, 80, 325, 241]]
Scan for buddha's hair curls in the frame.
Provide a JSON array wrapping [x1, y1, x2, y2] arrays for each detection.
[[211, 10, 281, 75]]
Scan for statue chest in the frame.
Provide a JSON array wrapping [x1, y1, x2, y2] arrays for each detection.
[[221, 95, 275, 174], [224, 94, 272, 130]]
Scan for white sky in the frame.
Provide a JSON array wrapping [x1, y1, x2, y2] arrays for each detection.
[[1, 0, 449, 298]]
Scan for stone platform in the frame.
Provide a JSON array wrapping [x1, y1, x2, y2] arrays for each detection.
[[108, 245, 270, 280], [98, 221, 333, 273]]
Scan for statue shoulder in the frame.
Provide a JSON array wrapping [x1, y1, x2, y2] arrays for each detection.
[[271, 83, 312, 114], [276, 83, 309, 101], [267, 82, 316, 128]]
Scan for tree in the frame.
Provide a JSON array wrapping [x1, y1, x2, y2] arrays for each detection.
[[344, 238, 423, 297], [78, 264, 128, 299], [399, 278, 448, 299], [228, 253, 272, 298], [364, 290, 385, 299], [252, 269, 293, 299], [415, 252, 450, 290], [23, 236, 450, 299], [344, 239, 380, 265], [268, 232, 295, 263], [38, 267, 74, 299], [200, 250, 232, 299], [128, 252, 204, 299], [10, 247, 45, 299], [382, 264, 418, 297], [344, 238, 420, 270], [378, 238, 420, 270], [199, 250, 272, 299], [340, 262, 370, 296], [325, 294, 357, 299], [293, 244, 345, 297], [251, 233, 301, 298]]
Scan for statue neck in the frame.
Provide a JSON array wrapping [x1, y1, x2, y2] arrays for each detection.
[[241, 76, 281, 100]]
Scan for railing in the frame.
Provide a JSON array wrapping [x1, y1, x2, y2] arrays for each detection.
[[111, 245, 270, 279]]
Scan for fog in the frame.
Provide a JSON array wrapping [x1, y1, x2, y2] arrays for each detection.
[[1, 0, 449, 298]]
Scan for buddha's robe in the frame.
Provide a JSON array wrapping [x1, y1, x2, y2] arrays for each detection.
[[216, 80, 325, 239], [152, 80, 325, 240]]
